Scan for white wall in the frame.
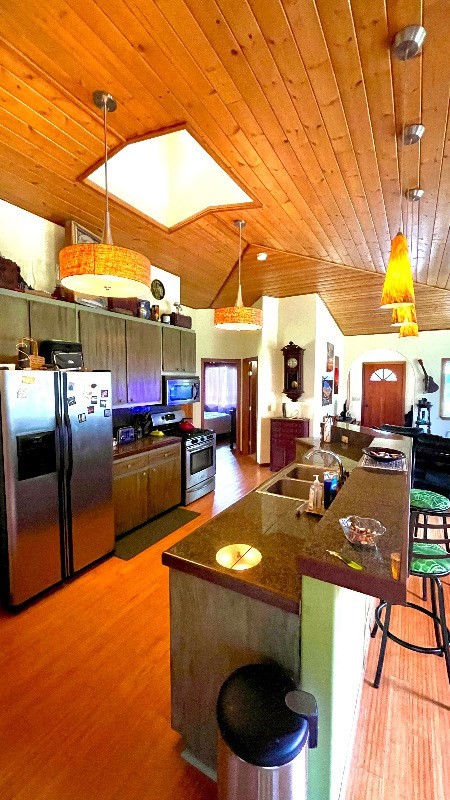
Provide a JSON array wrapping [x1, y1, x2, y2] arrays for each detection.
[[277, 294, 317, 422], [0, 197, 181, 311], [314, 296, 345, 437], [345, 331, 450, 436], [0, 198, 63, 293], [188, 306, 261, 431], [256, 296, 279, 463]]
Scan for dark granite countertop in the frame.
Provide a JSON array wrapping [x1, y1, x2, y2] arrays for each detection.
[[113, 435, 182, 460], [162, 429, 412, 612]]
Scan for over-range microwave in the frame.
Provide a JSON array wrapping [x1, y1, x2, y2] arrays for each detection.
[[164, 376, 200, 406]]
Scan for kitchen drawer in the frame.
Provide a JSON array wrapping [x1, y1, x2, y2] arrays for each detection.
[[113, 453, 149, 477], [147, 443, 181, 466]]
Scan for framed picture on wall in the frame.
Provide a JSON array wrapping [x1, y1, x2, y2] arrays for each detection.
[[326, 342, 334, 372], [65, 220, 101, 246], [322, 376, 333, 406], [440, 358, 450, 419], [334, 356, 339, 394]]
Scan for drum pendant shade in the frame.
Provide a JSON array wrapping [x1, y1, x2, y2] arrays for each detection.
[[59, 91, 150, 298], [59, 243, 151, 298], [214, 220, 262, 331]]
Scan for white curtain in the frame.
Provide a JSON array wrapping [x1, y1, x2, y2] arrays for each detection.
[[205, 365, 237, 408]]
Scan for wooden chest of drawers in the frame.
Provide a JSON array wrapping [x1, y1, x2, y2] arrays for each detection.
[[270, 418, 310, 471]]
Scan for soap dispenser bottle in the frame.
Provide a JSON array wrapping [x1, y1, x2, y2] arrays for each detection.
[[309, 475, 323, 510]]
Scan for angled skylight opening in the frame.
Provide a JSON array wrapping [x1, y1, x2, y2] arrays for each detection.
[[87, 129, 253, 229]]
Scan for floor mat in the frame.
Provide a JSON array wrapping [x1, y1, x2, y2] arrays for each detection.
[[114, 507, 200, 560]]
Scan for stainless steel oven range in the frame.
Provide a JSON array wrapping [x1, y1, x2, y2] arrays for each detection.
[[149, 410, 216, 504]]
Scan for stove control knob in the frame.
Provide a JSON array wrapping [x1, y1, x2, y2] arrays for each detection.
[[191, 438, 198, 444]]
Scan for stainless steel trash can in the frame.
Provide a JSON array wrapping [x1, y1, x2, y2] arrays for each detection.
[[217, 663, 318, 800]]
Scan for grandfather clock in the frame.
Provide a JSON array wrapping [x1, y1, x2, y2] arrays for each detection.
[[281, 342, 305, 401]]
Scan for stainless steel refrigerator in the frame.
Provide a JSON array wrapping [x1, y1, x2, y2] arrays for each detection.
[[0, 370, 114, 607]]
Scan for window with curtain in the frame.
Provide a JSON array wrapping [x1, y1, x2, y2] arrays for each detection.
[[205, 364, 237, 408]]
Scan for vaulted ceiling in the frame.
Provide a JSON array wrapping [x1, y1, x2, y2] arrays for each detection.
[[0, 0, 449, 334]]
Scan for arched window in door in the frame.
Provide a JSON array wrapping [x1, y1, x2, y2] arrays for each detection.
[[370, 368, 398, 382]]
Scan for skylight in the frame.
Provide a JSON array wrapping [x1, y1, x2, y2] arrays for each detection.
[[87, 129, 253, 229]]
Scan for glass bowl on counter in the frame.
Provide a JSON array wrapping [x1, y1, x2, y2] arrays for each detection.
[[339, 515, 386, 548]]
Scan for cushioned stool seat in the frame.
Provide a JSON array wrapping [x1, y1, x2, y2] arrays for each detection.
[[410, 489, 450, 511], [411, 541, 450, 576]]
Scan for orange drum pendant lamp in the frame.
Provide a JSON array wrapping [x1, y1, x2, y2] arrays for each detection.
[[214, 220, 262, 331], [59, 92, 151, 298]]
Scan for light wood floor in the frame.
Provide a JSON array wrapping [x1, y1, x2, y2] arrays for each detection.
[[0, 444, 448, 800]]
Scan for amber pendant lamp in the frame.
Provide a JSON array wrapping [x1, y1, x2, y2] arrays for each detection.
[[380, 26, 426, 314], [214, 220, 263, 331], [59, 91, 151, 298]]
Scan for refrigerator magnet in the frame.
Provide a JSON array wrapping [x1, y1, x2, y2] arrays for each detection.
[[78, 413, 86, 423], [100, 399, 107, 408], [104, 409, 111, 417], [17, 387, 27, 399], [68, 382, 74, 391], [91, 396, 98, 404], [21, 375, 35, 384], [87, 406, 95, 414], [68, 396, 76, 406], [101, 389, 108, 398]]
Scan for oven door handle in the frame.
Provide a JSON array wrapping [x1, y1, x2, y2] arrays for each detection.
[[186, 442, 215, 455]]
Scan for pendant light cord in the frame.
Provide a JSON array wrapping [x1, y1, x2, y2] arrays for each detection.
[[399, 44, 410, 232], [103, 101, 109, 223], [101, 96, 113, 245], [238, 221, 242, 289]]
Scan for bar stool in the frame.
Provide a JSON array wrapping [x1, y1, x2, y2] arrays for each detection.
[[371, 510, 450, 688], [410, 490, 450, 599]]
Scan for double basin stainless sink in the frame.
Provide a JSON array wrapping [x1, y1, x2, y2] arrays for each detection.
[[256, 463, 328, 501]]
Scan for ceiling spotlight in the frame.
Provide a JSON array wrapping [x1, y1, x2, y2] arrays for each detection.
[[403, 124, 425, 145], [256, 252, 268, 261], [406, 188, 424, 201], [392, 26, 426, 60]]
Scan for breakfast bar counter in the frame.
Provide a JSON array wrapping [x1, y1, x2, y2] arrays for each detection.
[[162, 426, 413, 800]]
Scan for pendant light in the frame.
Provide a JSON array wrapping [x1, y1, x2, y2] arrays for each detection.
[[214, 220, 263, 331], [380, 26, 426, 311], [59, 91, 151, 298]]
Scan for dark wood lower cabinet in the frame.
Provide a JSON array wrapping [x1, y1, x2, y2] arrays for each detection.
[[113, 443, 181, 537], [270, 418, 310, 471]]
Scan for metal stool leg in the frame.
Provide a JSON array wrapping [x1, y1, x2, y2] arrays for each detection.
[[435, 578, 450, 685], [373, 601, 392, 689], [430, 579, 443, 652]]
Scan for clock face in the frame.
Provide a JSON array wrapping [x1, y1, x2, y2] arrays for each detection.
[[287, 357, 298, 369], [151, 279, 165, 300]]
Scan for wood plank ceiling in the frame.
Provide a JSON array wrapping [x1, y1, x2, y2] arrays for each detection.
[[0, 0, 448, 334]]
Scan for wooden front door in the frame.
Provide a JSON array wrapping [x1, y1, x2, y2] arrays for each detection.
[[361, 362, 406, 428]]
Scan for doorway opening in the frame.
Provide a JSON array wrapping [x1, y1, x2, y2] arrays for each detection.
[[201, 359, 240, 451], [242, 357, 258, 457], [361, 361, 406, 428]]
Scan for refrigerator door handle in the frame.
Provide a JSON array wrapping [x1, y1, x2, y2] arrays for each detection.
[[61, 372, 74, 575]]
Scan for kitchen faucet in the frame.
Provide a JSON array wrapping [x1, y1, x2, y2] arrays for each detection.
[[304, 447, 345, 485]]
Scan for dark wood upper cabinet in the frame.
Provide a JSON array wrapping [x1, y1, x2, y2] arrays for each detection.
[[0, 294, 29, 363], [29, 300, 77, 345], [180, 330, 196, 373], [78, 310, 127, 405], [162, 326, 196, 373], [126, 319, 162, 404]]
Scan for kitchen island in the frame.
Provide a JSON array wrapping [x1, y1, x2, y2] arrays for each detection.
[[162, 426, 412, 799]]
